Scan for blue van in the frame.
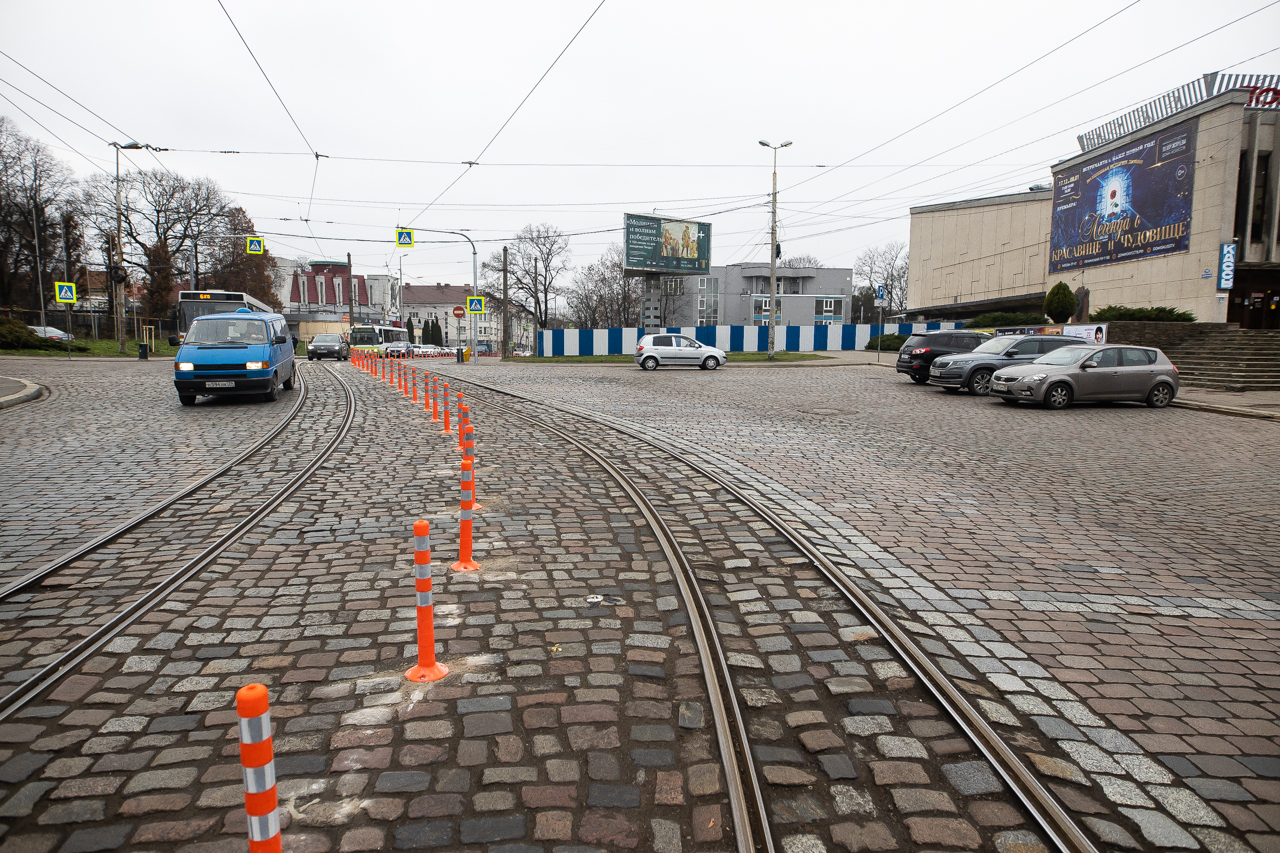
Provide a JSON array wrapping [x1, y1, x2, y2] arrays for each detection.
[[172, 308, 296, 406]]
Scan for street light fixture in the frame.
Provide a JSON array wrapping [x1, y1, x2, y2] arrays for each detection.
[[759, 140, 791, 359]]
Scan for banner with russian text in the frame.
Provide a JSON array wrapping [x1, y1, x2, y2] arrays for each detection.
[[1049, 118, 1196, 273]]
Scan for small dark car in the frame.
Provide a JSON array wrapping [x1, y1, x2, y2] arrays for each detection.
[[928, 334, 1081, 396], [896, 330, 991, 384], [307, 333, 349, 361]]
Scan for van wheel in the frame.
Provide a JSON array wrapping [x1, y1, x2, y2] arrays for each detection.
[[641, 357, 658, 371], [282, 365, 295, 391], [702, 356, 719, 370], [1043, 383, 1072, 409], [1146, 383, 1173, 408], [263, 375, 280, 402], [178, 394, 196, 406]]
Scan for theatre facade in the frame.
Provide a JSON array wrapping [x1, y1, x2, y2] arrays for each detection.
[[907, 74, 1280, 328]]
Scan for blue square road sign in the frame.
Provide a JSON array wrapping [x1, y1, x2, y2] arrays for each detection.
[[397, 229, 414, 247], [466, 296, 485, 314]]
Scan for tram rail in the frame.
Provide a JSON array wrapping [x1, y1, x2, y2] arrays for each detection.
[[0, 363, 356, 722], [436, 368, 1099, 853]]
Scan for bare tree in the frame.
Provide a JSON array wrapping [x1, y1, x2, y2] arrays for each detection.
[[853, 240, 908, 315], [779, 253, 824, 269], [564, 244, 641, 328], [0, 117, 78, 313], [82, 168, 230, 317], [202, 208, 282, 311], [480, 223, 570, 328]]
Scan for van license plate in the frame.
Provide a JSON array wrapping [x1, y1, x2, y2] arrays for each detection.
[[205, 381, 235, 388], [992, 382, 1007, 392]]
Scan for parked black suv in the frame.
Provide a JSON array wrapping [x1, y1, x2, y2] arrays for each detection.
[[896, 330, 990, 384], [927, 334, 1081, 395]]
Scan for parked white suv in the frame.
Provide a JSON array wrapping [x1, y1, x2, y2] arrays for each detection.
[[634, 334, 727, 370]]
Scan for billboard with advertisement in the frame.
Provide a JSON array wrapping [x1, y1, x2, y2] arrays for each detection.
[[1050, 119, 1196, 273], [624, 214, 711, 275]]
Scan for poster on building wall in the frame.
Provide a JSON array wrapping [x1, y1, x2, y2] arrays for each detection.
[[1049, 118, 1196, 273], [623, 214, 711, 275]]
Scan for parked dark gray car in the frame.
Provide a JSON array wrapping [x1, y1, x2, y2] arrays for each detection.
[[989, 345, 1179, 409], [928, 334, 1081, 395]]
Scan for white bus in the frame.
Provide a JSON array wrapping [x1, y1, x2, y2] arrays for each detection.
[[348, 323, 408, 353], [177, 290, 273, 337]]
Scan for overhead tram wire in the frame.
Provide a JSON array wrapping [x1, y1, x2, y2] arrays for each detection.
[[0, 48, 171, 173], [403, 0, 608, 228], [783, 0, 1280, 231], [775, 0, 1144, 203], [216, 0, 325, 256], [0, 91, 107, 174]]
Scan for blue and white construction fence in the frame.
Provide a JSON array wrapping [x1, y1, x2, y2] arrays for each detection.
[[537, 323, 962, 357]]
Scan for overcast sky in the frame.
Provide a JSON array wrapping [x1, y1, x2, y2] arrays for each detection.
[[3, 0, 1278, 286]]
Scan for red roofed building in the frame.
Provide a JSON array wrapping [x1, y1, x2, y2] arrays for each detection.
[[287, 262, 371, 318]]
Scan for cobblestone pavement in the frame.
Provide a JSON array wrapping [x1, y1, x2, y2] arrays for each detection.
[[2, 357, 1278, 853], [0, 358, 296, 581], [430, 362, 1280, 852], [0, 364, 345, 692]]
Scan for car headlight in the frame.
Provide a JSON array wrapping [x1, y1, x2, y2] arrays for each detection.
[[246, 361, 267, 370], [176, 362, 193, 371], [1028, 373, 1047, 383]]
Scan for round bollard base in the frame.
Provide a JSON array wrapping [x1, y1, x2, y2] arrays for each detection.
[[450, 559, 481, 572], [406, 662, 449, 682]]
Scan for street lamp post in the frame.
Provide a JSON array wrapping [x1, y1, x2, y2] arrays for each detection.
[[405, 227, 478, 361], [759, 140, 791, 359]]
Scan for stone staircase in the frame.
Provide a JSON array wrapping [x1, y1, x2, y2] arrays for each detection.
[[1158, 329, 1280, 391]]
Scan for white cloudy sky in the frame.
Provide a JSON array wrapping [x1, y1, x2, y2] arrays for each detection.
[[3, 0, 1277, 285]]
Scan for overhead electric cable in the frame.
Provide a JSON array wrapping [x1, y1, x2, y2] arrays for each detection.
[[786, 0, 1280, 228], [404, 0, 608, 227], [778, 0, 1144, 198], [0, 91, 104, 174]]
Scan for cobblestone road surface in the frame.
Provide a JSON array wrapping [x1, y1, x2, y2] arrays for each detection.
[[0, 358, 1277, 853]]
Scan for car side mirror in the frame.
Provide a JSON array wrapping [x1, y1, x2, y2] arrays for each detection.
[[1082, 361, 1098, 369], [1004, 351, 1016, 357], [274, 334, 288, 345], [168, 335, 179, 347]]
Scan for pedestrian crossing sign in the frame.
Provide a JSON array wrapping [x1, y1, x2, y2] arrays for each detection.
[[466, 296, 485, 314], [55, 282, 76, 304], [397, 229, 414, 247], [246, 237, 264, 254]]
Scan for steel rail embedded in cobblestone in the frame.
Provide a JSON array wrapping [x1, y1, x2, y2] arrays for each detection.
[[437, 370, 1100, 853], [418, 378, 774, 853], [0, 364, 357, 722], [0, 366, 312, 602]]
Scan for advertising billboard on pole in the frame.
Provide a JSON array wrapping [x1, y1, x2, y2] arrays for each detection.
[[1049, 118, 1196, 273], [624, 214, 711, 275]]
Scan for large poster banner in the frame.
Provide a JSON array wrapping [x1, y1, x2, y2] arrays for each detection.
[[624, 214, 711, 275], [1050, 119, 1196, 273]]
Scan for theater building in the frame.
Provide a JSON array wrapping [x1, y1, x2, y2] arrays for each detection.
[[907, 74, 1279, 328]]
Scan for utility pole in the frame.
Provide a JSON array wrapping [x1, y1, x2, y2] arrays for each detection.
[[398, 256, 404, 339], [533, 257, 539, 331], [348, 252, 354, 332], [501, 246, 508, 358], [31, 204, 45, 330], [470, 241, 478, 361], [193, 240, 198, 291], [63, 230, 71, 358], [759, 140, 791, 359]]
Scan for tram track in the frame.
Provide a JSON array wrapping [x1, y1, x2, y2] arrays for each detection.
[[0, 363, 356, 722], [435, 368, 1098, 853]]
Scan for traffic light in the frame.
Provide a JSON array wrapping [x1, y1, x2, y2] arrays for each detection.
[[109, 265, 128, 285], [775, 242, 782, 259]]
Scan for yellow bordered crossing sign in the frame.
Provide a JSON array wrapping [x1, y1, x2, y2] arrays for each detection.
[[396, 229, 414, 247], [246, 237, 264, 254], [55, 282, 76, 304], [466, 296, 485, 314]]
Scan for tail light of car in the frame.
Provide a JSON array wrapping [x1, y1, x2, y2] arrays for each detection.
[[911, 347, 931, 355], [636, 345, 644, 352], [1171, 364, 1178, 373]]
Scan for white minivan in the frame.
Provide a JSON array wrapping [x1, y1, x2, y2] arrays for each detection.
[[634, 334, 727, 371]]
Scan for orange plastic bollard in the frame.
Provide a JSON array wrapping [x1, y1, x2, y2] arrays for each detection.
[[440, 383, 452, 434], [405, 520, 449, 682], [451, 459, 481, 572], [430, 377, 440, 421], [236, 684, 282, 853], [456, 400, 469, 451], [411, 368, 418, 403]]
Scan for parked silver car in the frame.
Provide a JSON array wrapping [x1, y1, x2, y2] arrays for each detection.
[[634, 334, 727, 370], [929, 334, 1080, 395], [989, 344, 1178, 409]]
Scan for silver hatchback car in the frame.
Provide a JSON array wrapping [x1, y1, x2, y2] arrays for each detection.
[[989, 344, 1178, 409], [635, 334, 727, 370]]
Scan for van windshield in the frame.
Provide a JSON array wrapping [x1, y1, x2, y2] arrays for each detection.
[[186, 318, 268, 345]]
